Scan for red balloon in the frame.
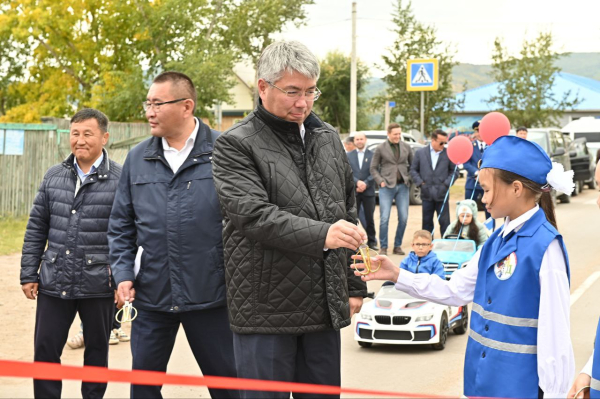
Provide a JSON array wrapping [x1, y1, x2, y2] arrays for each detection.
[[447, 135, 473, 165], [479, 112, 511, 145]]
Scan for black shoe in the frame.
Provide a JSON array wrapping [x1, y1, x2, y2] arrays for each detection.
[[367, 242, 379, 251]]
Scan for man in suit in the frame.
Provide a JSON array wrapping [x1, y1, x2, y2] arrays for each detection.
[[370, 123, 413, 255], [347, 132, 377, 249], [463, 121, 491, 221], [410, 129, 457, 237]]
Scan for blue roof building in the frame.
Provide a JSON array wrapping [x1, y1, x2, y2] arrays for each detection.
[[450, 72, 600, 131]]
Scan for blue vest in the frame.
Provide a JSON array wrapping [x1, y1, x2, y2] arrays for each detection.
[[464, 208, 569, 398], [592, 318, 600, 397]]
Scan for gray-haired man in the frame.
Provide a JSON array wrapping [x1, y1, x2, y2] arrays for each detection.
[[213, 41, 367, 398]]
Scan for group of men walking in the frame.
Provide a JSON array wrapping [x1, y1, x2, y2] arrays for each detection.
[[346, 125, 458, 255], [20, 41, 367, 399]]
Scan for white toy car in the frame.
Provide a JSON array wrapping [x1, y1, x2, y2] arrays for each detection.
[[354, 282, 468, 350]]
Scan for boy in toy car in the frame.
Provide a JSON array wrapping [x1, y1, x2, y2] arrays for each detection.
[[399, 230, 445, 280]]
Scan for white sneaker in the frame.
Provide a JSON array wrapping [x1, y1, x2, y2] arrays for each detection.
[[67, 331, 84, 349], [115, 328, 130, 342], [109, 329, 119, 345]]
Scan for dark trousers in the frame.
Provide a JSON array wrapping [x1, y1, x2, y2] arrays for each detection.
[[34, 293, 114, 399], [422, 199, 450, 238], [356, 193, 376, 245], [130, 306, 238, 399], [233, 329, 341, 399]]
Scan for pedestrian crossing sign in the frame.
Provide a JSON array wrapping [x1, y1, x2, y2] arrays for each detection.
[[406, 58, 439, 91]]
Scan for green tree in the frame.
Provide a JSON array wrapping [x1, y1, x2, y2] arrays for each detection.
[[487, 32, 580, 127], [375, 0, 461, 135], [0, 0, 314, 123], [313, 51, 370, 133]]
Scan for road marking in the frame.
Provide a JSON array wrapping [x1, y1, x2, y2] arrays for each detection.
[[571, 271, 600, 306]]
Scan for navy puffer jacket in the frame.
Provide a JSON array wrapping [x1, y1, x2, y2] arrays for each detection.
[[20, 149, 122, 299]]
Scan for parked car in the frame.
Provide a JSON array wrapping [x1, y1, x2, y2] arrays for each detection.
[[358, 131, 425, 205], [562, 117, 600, 162], [512, 128, 573, 204], [431, 238, 478, 280], [355, 282, 468, 350], [564, 136, 597, 194]]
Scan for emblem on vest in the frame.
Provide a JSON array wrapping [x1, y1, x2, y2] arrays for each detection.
[[494, 252, 517, 280]]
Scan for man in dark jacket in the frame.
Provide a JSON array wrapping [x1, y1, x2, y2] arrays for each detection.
[[213, 41, 367, 399], [410, 129, 457, 236], [20, 108, 121, 399], [347, 132, 377, 248], [108, 72, 237, 399]]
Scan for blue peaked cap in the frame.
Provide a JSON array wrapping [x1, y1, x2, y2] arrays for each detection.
[[480, 135, 552, 185]]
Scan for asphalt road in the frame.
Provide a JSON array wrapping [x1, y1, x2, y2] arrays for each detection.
[[1, 186, 599, 398]]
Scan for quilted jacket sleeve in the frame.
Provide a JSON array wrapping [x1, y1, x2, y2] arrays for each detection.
[[20, 174, 51, 284], [213, 132, 331, 260], [108, 154, 138, 285]]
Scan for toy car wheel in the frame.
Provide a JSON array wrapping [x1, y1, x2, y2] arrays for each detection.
[[453, 306, 469, 335], [588, 178, 597, 190], [358, 341, 372, 348], [432, 313, 448, 350]]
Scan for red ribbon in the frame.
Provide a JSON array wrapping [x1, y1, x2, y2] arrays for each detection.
[[0, 359, 449, 398]]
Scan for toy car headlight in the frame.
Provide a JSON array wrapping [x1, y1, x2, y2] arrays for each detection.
[[461, 262, 469, 269], [360, 313, 372, 320], [415, 314, 434, 322]]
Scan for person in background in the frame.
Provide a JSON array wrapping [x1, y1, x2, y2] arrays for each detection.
[[410, 129, 456, 237], [344, 135, 356, 153], [347, 132, 378, 249], [516, 126, 528, 140], [370, 123, 413, 255], [464, 121, 492, 223], [443, 199, 489, 248], [20, 108, 121, 398]]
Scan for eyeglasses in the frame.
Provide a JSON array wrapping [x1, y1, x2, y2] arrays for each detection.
[[266, 81, 322, 101], [142, 98, 188, 112], [412, 243, 431, 248]]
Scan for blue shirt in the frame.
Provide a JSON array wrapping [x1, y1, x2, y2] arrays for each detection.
[[74, 153, 104, 182]]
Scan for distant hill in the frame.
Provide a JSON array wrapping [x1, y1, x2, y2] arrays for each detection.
[[364, 52, 600, 96]]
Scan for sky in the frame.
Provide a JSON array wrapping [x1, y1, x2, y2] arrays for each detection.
[[275, 0, 600, 76]]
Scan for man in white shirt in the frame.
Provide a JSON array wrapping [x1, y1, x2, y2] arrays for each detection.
[[108, 71, 238, 398], [347, 132, 378, 248]]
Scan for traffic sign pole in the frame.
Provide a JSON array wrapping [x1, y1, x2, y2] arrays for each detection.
[[406, 58, 438, 136], [420, 92, 425, 137]]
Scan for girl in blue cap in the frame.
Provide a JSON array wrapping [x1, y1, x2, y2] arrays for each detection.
[[354, 135, 575, 398]]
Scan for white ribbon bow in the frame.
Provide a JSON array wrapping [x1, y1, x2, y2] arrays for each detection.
[[546, 162, 575, 195]]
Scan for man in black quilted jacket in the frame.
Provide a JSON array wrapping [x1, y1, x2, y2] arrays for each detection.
[[20, 108, 121, 399], [213, 41, 368, 399]]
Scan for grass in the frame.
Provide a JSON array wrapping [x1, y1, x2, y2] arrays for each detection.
[[0, 217, 28, 256]]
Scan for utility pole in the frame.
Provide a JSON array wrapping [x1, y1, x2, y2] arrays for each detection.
[[350, 2, 357, 133]]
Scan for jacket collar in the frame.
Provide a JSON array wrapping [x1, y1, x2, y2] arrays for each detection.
[[486, 207, 548, 269], [254, 101, 329, 142], [63, 148, 111, 180], [143, 117, 214, 160]]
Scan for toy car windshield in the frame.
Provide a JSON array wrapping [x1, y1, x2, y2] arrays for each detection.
[[432, 240, 476, 252]]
